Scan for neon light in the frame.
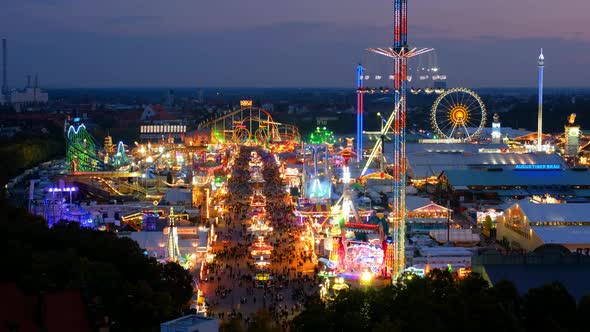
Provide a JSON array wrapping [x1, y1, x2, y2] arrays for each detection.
[[514, 164, 560, 170], [67, 124, 87, 138], [357, 64, 364, 162], [48, 187, 77, 192]]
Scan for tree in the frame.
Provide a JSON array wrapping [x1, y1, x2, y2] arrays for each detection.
[[577, 295, 590, 332], [247, 308, 281, 332], [522, 282, 577, 332], [291, 271, 587, 332], [0, 200, 193, 331]]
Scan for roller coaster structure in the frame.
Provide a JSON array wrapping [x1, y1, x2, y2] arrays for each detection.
[[198, 106, 301, 145], [66, 123, 101, 172]]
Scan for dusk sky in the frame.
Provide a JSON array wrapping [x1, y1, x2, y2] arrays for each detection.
[[2, 0, 589, 88]]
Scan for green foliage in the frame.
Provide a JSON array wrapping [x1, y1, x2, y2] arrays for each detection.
[[0, 138, 62, 186], [523, 282, 577, 332], [291, 270, 588, 332], [0, 200, 193, 331], [484, 215, 494, 230], [247, 308, 282, 332]]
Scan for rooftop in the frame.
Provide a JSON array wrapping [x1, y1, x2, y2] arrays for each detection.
[[161, 315, 217, 328], [405, 196, 432, 211], [516, 201, 590, 223], [444, 168, 590, 188], [532, 226, 590, 244], [408, 151, 566, 178]]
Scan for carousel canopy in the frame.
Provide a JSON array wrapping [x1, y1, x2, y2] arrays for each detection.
[[296, 204, 331, 215], [344, 222, 379, 233]]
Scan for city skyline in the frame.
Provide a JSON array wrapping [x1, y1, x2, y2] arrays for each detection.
[[1, 0, 589, 88]]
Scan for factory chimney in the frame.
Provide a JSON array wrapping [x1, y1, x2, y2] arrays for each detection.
[[2, 38, 6, 95]]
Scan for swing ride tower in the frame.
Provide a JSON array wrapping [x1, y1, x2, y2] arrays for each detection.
[[368, 0, 432, 278], [356, 64, 364, 163]]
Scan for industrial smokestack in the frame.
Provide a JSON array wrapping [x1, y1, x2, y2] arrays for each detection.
[[27, 75, 31, 88], [2, 38, 6, 94], [34, 74, 38, 89]]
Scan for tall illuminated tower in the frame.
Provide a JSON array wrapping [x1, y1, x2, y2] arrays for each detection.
[[356, 64, 364, 162], [491, 113, 502, 144], [369, 0, 431, 278], [537, 49, 544, 151], [166, 207, 181, 261]]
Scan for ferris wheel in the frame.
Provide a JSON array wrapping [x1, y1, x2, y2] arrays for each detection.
[[430, 88, 487, 140]]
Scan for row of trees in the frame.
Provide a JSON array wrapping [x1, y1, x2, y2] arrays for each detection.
[[291, 270, 590, 332], [0, 138, 63, 187], [1, 201, 193, 331]]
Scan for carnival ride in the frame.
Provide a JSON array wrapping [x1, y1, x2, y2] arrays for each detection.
[[430, 88, 487, 140], [360, 0, 432, 279], [308, 145, 391, 284], [355, 43, 446, 161], [411, 50, 447, 94], [66, 122, 102, 172], [360, 98, 403, 177], [63, 117, 202, 200], [120, 208, 167, 231], [304, 145, 331, 200], [197, 106, 301, 145]]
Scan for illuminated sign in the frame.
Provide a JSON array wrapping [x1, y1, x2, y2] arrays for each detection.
[[240, 100, 253, 107], [514, 164, 561, 170], [48, 187, 77, 192], [140, 125, 186, 133], [163, 228, 197, 235]]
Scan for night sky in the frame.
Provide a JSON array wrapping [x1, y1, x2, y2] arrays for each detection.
[[2, 0, 589, 88]]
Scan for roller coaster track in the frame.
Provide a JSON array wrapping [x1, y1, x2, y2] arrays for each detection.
[[118, 181, 149, 195], [198, 106, 301, 143], [90, 177, 124, 196]]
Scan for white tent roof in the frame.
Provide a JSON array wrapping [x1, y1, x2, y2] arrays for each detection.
[[532, 226, 590, 244], [517, 201, 590, 223]]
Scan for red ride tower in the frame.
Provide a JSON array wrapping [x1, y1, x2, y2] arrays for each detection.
[[368, 0, 431, 279]]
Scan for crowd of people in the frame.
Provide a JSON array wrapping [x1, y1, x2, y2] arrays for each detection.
[[201, 146, 319, 329]]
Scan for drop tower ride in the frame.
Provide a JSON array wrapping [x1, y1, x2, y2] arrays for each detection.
[[368, 0, 431, 278], [537, 49, 544, 151]]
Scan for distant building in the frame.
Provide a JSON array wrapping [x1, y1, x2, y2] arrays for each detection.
[[316, 116, 339, 126], [405, 196, 452, 234], [160, 315, 219, 332], [261, 103, 274, 111], [404, 141, 567, 181], [140, 105, 186, 142], [8, 75, 49, 104], [10, 87, 48, 104], [0, 126, 22, 137]]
